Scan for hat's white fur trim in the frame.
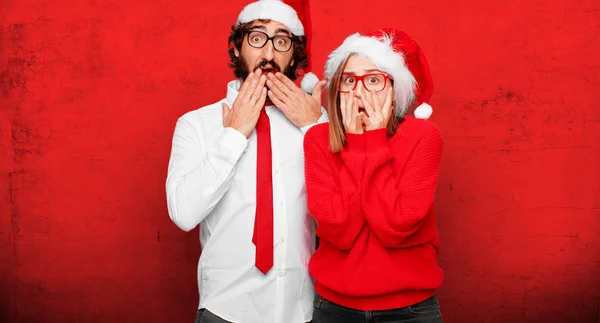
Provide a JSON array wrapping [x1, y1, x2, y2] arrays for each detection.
[[324, 33, 416, 117], [237, 0, 304, 36], [414, 102, 432, 119], [301, 72, 319, 94]]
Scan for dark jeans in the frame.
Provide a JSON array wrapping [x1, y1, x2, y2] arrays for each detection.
[[195, 309, 232, 323], [312, 293, 443, 323]]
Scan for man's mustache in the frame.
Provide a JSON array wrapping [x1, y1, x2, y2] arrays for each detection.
[[254, 60, 281, 72]]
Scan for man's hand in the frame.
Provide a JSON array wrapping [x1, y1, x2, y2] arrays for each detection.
[[360, 87, 393, 131], [222, 69, 268, 138], [340, 90, 364, 134], [266, 72, 326, 128]]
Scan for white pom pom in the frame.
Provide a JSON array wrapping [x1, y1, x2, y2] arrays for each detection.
[[301, 72, 319, 94], [414, 103, 433, 119]]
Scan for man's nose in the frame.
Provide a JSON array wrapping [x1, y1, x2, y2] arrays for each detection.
[[261, 40, 275, 61]]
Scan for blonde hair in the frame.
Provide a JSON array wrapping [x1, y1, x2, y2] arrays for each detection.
[[327, 54, 400, 153]]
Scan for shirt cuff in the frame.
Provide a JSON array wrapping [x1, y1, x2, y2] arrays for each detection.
[[218, 127, 249, 160], [300, 108, 329, 135], [300, 122, 317, 135]]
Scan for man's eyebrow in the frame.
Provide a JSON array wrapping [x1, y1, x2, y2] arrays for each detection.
[[275, 28, 291, 36], [248, 26, 291, 36]]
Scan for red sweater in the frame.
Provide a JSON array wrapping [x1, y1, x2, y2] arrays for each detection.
[[303, 116, 444, 311]]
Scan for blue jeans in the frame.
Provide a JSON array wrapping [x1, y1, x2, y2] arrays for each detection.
[[312, 293, 443, 323]]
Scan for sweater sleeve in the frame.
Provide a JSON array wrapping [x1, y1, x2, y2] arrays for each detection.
[[304, 127, 366, 250], [361, 126, 443, 248], [166, 117, 248, 232]]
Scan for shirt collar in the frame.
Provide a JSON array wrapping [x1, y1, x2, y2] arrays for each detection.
[[225, 79, 241, 107]]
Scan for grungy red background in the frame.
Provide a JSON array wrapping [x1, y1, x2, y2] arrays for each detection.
[[1, 0, 599, 322]]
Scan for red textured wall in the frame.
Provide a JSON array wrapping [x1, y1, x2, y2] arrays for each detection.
[[1, 0, 599, 322]]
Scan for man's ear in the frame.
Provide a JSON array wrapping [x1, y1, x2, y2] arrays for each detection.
[[229, 40, 240, 58], [289, 58, 294, 66]]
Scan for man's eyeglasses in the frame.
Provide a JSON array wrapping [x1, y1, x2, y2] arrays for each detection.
[[246, 30, 294, 52], [338, 73, 391, 93]]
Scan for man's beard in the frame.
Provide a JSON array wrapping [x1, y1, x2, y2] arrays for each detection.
[[239, 58, 295, 81]]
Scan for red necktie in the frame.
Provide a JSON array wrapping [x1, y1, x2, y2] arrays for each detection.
[[252, 106, 273, 274]]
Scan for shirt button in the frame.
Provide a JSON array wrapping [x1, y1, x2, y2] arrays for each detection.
[[278, 270, 286, 277]]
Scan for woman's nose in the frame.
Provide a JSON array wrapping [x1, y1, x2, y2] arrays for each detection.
[[355, 81, 366, 97]]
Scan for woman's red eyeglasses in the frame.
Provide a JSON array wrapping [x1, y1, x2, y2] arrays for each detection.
[[338, 73, 391, 93]]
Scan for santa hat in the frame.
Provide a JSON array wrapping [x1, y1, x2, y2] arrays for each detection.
[[237, 0, 319, 94], [324, 28, 434, 119]]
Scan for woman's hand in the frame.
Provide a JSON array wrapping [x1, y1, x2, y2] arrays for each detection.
[[360, 87, 393, 131], [341, 90, 364, 134]]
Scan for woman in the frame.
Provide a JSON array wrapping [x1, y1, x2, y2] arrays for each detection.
[[303, 28, 444, 323]]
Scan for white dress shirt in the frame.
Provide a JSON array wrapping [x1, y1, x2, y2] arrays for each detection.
[[166, 79, 328, 323]]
